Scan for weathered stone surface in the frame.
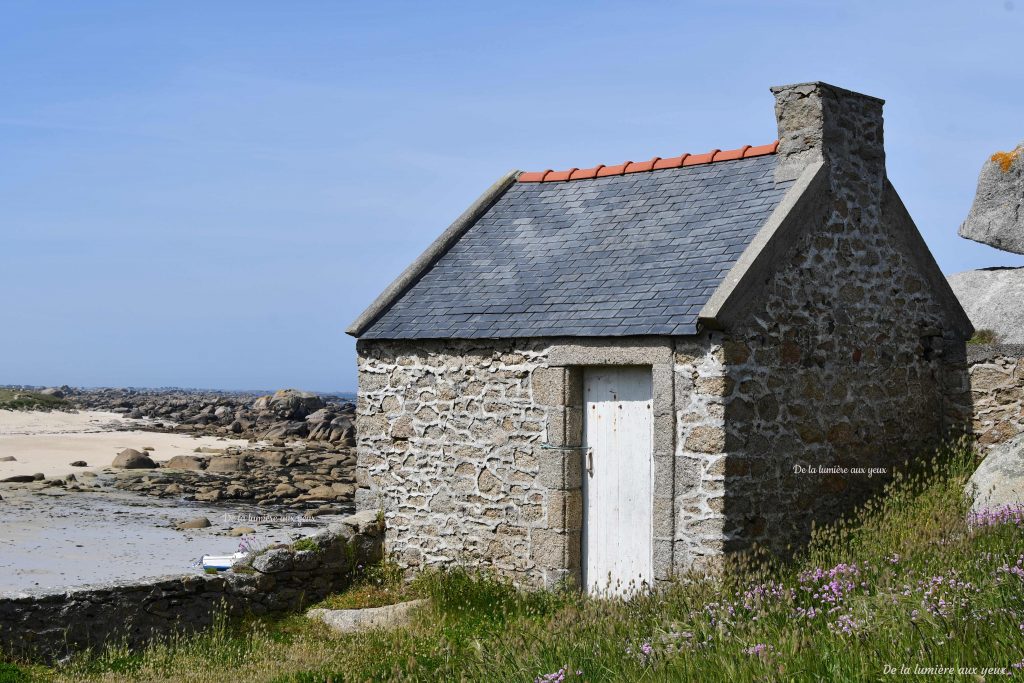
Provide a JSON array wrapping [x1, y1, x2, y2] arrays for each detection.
[[254, 389, 325, 420], [164, 455, 206, 471], [966, 433, 1024, 512], [307, 599, 428, 633], [206, 455, 247, 473], [174, 516, 211, 529], [959, 145, 1024, 254], [0, 512, 384, 662], [252, 548, 294, 573], [966, 349, 1024, 447], [947, 267, 1024, 344], [111, 448, 156, 469]]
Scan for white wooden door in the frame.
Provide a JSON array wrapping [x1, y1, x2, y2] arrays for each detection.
[[582, 366, 653, 596]]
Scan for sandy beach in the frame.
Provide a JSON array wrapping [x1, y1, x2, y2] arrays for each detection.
[[0, 409, 341, 595], [0, 409, 249, 480], [0, 486, 339, 595]]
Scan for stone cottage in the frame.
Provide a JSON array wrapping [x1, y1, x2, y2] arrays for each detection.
[[347, 82, 973, 591]]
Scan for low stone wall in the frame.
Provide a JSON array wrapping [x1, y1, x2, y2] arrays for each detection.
[[0, 510, 384, 663], [968, 344, 1024, 447]]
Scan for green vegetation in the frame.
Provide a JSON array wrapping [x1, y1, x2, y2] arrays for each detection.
[[0, 389, 67, 412], [7, 439, 1024, 682], [313, 561, 415, 611], [291, 538, 319, 553], [0, 662, 30, 683], [968, 328, 999, 345]]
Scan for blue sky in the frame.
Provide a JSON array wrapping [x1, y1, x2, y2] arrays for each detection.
[[1, 1, 1022, 392]]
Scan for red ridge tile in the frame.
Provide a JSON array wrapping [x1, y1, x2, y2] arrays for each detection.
[[519, 141, 778, 182], [545, 168, 577, 182], [743, 141, 779, 157], [625, 157, 660, 174], [713, 145, 749, 162], [683, 149, 719, 166], [518, 170, 550, 183], [653, 154, 689, 170], [596, 162, 631, 177], [570, 165, 603, 180]]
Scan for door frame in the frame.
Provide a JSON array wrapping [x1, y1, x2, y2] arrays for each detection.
[[536, 338, 677, 589]]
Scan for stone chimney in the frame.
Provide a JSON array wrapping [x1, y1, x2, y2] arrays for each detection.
[[770, 82, 886, 192]]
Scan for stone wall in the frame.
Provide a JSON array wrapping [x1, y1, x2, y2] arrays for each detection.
[[968, 345, 1024, 447], [355, 339, 558, 585], [705, 84, 972, 558], [0, 511, 384, 663]]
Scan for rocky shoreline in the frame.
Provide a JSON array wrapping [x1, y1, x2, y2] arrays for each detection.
[[1, 386, 360, 512]]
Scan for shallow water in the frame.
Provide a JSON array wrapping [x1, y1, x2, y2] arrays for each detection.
[[0, 487, 345, 595]]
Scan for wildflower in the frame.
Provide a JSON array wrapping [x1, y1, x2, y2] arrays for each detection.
[[640, 642, 653, 656], [828, 613, 859, 636], [535, 666, 567, 683], [968, 503, 1024, 529], [744, 643, 769, 656]]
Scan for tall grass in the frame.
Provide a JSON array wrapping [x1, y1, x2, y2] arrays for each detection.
[[14, 438, 1024, 682]]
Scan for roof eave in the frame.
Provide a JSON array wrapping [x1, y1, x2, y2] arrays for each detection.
[[346, 169, 522, 338]]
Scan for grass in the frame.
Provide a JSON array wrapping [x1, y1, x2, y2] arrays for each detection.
[[968, 328, 999, 345], [312, 561, 419, 610], [7, 438, 1024, 682], [291, 538, 319, 553], [0, 389, 67, 412]]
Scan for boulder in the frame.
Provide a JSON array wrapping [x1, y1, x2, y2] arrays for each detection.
[[40, 387, 65, 398], [966, 433, 1024, 513], [306, 485, 337, 499], [252, 547, 294, 573], [1, 475, 35, 483], [947, 267, 1024, 343], [256, 389, 325, 420], [305, 408, 335, 424], [259, 420, 308, 441], [228, 526, 256, 537], [164, 455, 206, 471], [69, 460, 87, 467], [959, 144, 1024, 253], [111, 448, 157, 469], [207, 455, 247, 473], [307, 600, 428, 634], [175, 516, 211, 529]]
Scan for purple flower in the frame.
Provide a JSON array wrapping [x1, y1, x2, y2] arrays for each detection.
[[535, 667, 567, 683], [968, 503, 1024, 530], [829, 613, 859, 635]]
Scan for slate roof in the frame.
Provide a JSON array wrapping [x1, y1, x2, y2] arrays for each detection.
[[358, 152, 793, 340]]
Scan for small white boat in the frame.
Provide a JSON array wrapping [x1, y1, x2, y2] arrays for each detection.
[[201, 552, 246, 571]]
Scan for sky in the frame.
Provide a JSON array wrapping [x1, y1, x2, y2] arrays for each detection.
[[1, 1, 1023, 392]]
